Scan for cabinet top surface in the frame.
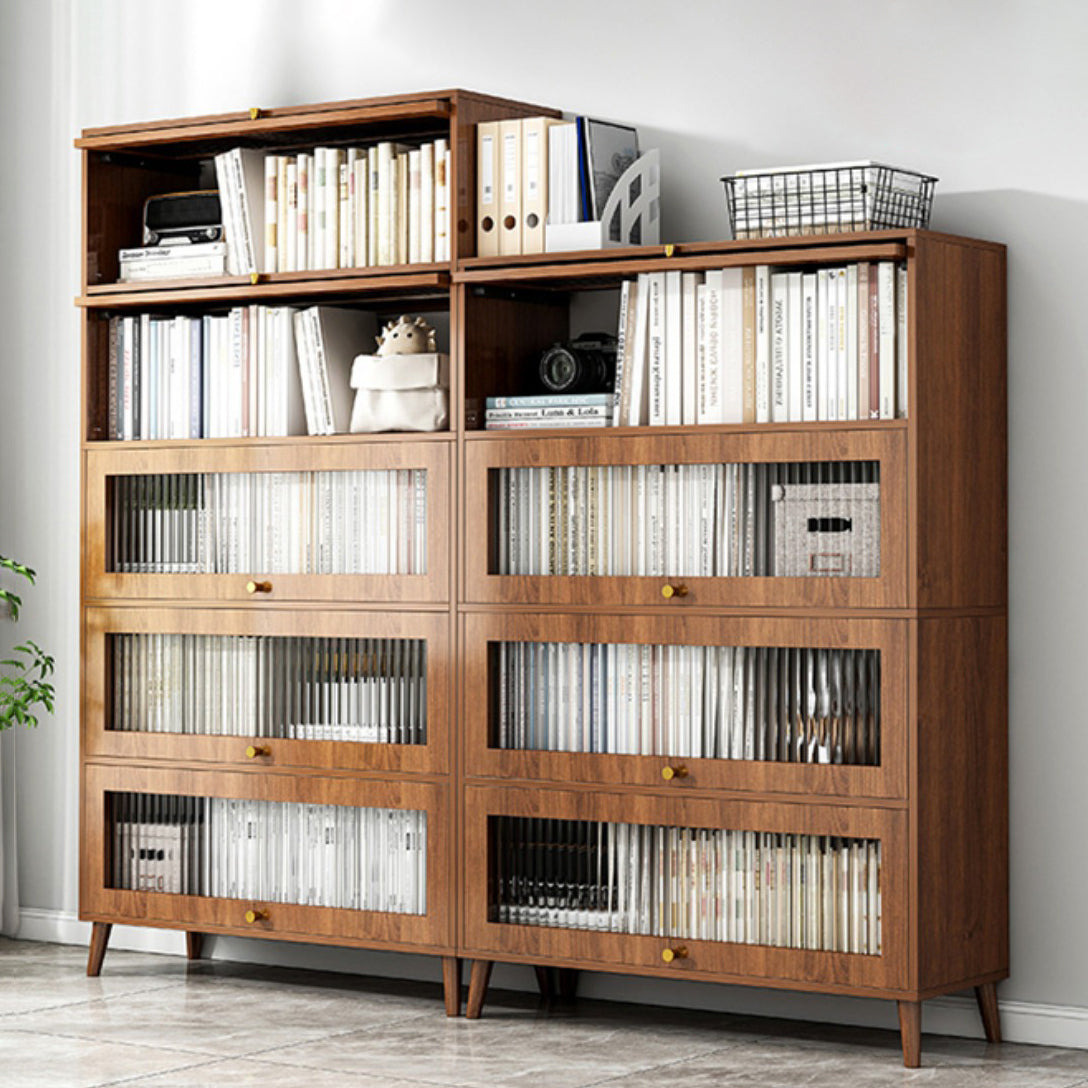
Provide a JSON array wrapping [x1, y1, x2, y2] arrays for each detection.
[[75, 89, 559, 149]]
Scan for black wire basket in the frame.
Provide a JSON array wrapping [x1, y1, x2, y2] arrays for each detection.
[[722, 162, 937, 239]]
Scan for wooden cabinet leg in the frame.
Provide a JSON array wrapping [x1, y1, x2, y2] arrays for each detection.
[[975, 982, 1002, 1043], [86, 922, 112, 977], [557, 967, 580, 1000], [185, 931, 204, 961], [465, 959, 493, 1020], [897, 1000, 922, 1068], [442, 956, 462, 1017], [533, 965, 554, 998]]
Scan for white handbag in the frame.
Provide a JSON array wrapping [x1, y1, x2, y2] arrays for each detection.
[[349, 352, 449, 433]]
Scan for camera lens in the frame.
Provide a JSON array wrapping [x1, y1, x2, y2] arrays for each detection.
[[539, 345, 581, 392]]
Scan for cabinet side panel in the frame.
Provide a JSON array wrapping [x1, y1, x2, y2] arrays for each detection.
[[916, 614, 1008, 992], [912, 236, 1007, 609]]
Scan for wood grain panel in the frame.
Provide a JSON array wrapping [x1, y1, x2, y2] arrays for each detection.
[[83, 441, 450, 604], [463, 428, 908, 610], [911, 235, 1007, 610], [83, 607, 451, 775], [462, 784, 908, 994], [81, 763, 453, 951], [462, 611, 908, 800], [913, 615, 1008, 993]]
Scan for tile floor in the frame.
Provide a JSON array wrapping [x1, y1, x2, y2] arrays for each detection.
[[1, 938, 1086, 1087]]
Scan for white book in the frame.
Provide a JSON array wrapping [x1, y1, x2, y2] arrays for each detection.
[[834, 267, 849, 421], [664, 270, 683, 425], [625, 274, 651, 426], [816, 268, 830, 421], [719, 268, 744, 423], [699, 270, 723, 423], [343, 148, 361, 269], [770, 273, 789, 422], [896, 263, 908, 417], [646, 272, 666, 425], [419, 143, 434, 263], [285, 161, 298, 273], [276, 155, 289, 274], [296, 153, 311, 273], [352, 158, 368, 269], [408, 148, 422, 264], [433, 139, 449, 262], [612, 279, 632, 424], [681, 272, 701, 425], [878, 261, 896, 418], [801, 272, 818, 421], [786, 272, 804, 422], [846, 263, 859, 420], [312, 148, 327, 270], [328, 148, 345, 270]]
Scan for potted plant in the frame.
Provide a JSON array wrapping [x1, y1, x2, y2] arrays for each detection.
[[0, 556, 54, 730]]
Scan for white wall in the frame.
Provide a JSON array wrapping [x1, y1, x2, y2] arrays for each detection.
[[2, 0, 1087, 1045]]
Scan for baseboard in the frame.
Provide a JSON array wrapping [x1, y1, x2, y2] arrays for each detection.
[[17, 908, 1087, 1050]]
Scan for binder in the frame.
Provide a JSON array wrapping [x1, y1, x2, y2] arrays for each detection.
[[476, 121, 500, 257], [498, 118, 522, 256], [520, 117, 559, 255]]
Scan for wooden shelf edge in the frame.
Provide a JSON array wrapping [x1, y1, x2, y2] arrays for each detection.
[[82, 431, 456, 452], [464, 420, 909, 441], [78, 266, 451, 308]]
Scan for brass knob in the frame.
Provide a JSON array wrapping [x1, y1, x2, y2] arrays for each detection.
[[662, 946, 688, 963], [661, 583, 688, 599], [661, 765, 689, 781], [245, 745, 270, 759], [244, 909, 269, 924], [246, 580, 272, 594]]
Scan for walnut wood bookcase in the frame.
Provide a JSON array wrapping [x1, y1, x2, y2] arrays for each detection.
[[77, 90, 1007, 1067]]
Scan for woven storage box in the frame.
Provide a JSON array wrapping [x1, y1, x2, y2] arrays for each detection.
[[771, 481, 880, 577]]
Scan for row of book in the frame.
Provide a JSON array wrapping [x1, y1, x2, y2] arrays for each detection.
[[111, 793, 427, 913], [477, 116, 638, 256], [494, 818, 881, 954], [109, 470, 428, 575], [494, 462, 880, 578], [612, 262, 906, 427], [106, 306, 379, 441], [484, 393, 613, 430], [495, 643, 879, 765], [214, 142, 451, 277], [110, 635, 427, 745]]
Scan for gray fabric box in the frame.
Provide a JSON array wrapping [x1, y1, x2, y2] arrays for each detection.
[[771, 482, 880, 577]]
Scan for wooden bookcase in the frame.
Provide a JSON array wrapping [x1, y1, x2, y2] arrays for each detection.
[[77, 91, 1007, 1068]]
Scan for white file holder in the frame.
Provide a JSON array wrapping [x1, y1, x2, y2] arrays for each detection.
[[545, 149, 661, 253]]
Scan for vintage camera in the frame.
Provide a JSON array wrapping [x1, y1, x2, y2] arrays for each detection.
[[538, 333, 618, 394], [142, 190, 223, 245]]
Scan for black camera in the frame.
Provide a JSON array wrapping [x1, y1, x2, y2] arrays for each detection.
[[538, 333, 618, 394]]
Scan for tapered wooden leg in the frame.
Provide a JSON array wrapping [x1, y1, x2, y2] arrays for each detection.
[[442, 956, 462, 1017], [975, 982, 1002, 1043], [533, 965, 555, 999], [465, 959, 493, 1020], [557, 967, 580, 1000], [185, 931, 204, 961], [897, 1000, 922, 1068], [86, 922, 112, 977]]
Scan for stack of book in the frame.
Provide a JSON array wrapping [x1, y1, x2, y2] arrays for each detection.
[[484, 392, 613, 430], [494, 816, 881, 954], [612, 262, 907, 427], [476, 116, 638, 257], [214, 139, 451, 276], [118, 243, 227, 282]]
